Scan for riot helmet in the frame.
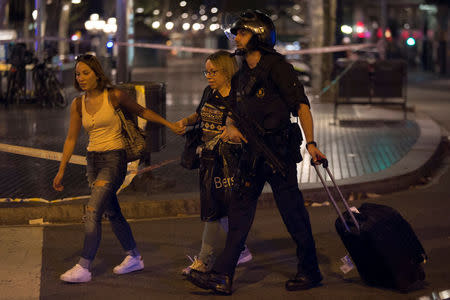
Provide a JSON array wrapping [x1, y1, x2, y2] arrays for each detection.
[[228, 10, 276, 53]]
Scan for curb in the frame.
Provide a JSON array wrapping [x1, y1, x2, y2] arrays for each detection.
[[0, 118, 446, 226]]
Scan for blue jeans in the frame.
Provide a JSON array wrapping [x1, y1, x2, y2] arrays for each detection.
[[81, 150, 136, 260]]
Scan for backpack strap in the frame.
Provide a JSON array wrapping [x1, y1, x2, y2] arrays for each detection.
[[200, 86, 212, 109]]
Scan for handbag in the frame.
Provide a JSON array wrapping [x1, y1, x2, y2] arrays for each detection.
[[200, 142, 242, 221], [180, 86, 212, 169], [180, 123, 202, 169], [116, 107, 146, 162]]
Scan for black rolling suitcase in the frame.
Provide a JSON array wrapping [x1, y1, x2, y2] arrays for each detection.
[[312, 159, 427, 292]]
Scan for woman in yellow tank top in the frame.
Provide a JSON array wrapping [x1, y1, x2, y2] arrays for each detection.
[[53, 54, 184, 283]]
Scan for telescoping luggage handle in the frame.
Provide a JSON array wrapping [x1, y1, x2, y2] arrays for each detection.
[[311, 158, 361, 233]]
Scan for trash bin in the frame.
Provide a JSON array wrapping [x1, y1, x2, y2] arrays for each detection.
[[116, 81, 167, 166]]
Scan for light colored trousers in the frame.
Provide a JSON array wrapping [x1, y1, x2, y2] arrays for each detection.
[[198, 216, 229, 269]]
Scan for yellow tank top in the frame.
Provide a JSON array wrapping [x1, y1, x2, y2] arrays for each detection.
[[81, 90, 124, 152]]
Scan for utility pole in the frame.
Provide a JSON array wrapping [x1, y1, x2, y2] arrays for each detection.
[[380, 0, 387, 59], [116, 0, 133, 83], [58, 1, 71, 57], [116, 0, 128, 83], [24, 0, 32, 46], [35, 0, 46, 60]]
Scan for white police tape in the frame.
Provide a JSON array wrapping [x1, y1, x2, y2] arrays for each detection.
[[0, 159, 179, 204], [278, 43, 376, 55], [0, 143, 88, 203], [116, 41, 217, 54], [0, 85, 175, 204], [0, 43, 375, 204], [0, 36, 375, 56], [116, 41, 376, 55], [0, 143, 86, 165]]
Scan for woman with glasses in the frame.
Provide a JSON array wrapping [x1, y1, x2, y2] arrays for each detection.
[[176, 50, 252, 275], [53, 54, 184, 283]]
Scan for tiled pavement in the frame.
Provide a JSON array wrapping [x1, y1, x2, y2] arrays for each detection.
[[0, 60, 440, 204]]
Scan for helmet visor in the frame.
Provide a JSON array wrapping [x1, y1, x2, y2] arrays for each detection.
[[220, 12, 239, 41]]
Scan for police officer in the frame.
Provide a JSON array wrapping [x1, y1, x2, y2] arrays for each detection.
[[187, 10, 326, 295]]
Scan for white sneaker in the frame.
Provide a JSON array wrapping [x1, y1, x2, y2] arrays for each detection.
[[181, 255, 207, 276], [237, 245, 253, 265], [113, 255, 144, 275], [60, 264, 92, 283]]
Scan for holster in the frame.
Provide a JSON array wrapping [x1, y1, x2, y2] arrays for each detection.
[[287, 122, 303, 163], [265, 123, 303, 163]]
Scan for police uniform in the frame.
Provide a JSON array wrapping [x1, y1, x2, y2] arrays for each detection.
[[211, 52, 321, 279]]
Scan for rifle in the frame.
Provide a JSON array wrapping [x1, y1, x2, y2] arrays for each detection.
[[219, 94, 287, 178]]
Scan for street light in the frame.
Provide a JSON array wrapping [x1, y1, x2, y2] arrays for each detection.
[[165, 22, 174, 30], [182, 23, 190, 31], [104, 18, 118, 34], [85, 14, 117, 34], [209, 24, 220, 31], [84, 14, 117, 57], [152, 21, 161, 29], [341, 25, 353, 35]]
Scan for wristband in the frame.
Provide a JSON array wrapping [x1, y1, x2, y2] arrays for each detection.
[[306, 141, 317, 148]]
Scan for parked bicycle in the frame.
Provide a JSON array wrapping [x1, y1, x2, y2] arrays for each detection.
[[5, 44, 67, 108], [32, 54, 67, 108], [5, 43, 31, 106]]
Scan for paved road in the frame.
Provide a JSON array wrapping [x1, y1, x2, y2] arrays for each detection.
[[37, 71, 450, 299], [10, 158, 447, 299], [1, 65, 449, 299], [408, 73, 450, 132]]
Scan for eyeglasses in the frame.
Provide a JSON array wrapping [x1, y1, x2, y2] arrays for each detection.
[[75, 54, 95, 61], [203, 69, 220, 77]]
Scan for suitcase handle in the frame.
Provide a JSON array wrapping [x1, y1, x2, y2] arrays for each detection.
[[311, 158, 361, 233]]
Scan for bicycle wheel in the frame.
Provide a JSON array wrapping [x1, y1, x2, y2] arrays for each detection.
[[33, 68, 49, 107], [47, 75, 67, 108], [6, 70, 22, 106], [5, 72, 14, 106]]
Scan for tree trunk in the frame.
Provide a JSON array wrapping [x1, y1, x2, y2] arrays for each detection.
[[309, 0, 324, 97], [0, 0, 9, 29], [322, 0, 336, 102], [309, 0, 336, 102]]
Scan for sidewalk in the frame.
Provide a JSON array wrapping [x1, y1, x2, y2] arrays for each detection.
[[0, 68, 445, 225]]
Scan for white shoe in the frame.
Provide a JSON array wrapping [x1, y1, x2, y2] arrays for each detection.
[[60, 264, 92, 283], [181, 255, 207, 276], [113, 255, 144, 275], [237, 245, 253, 265]]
